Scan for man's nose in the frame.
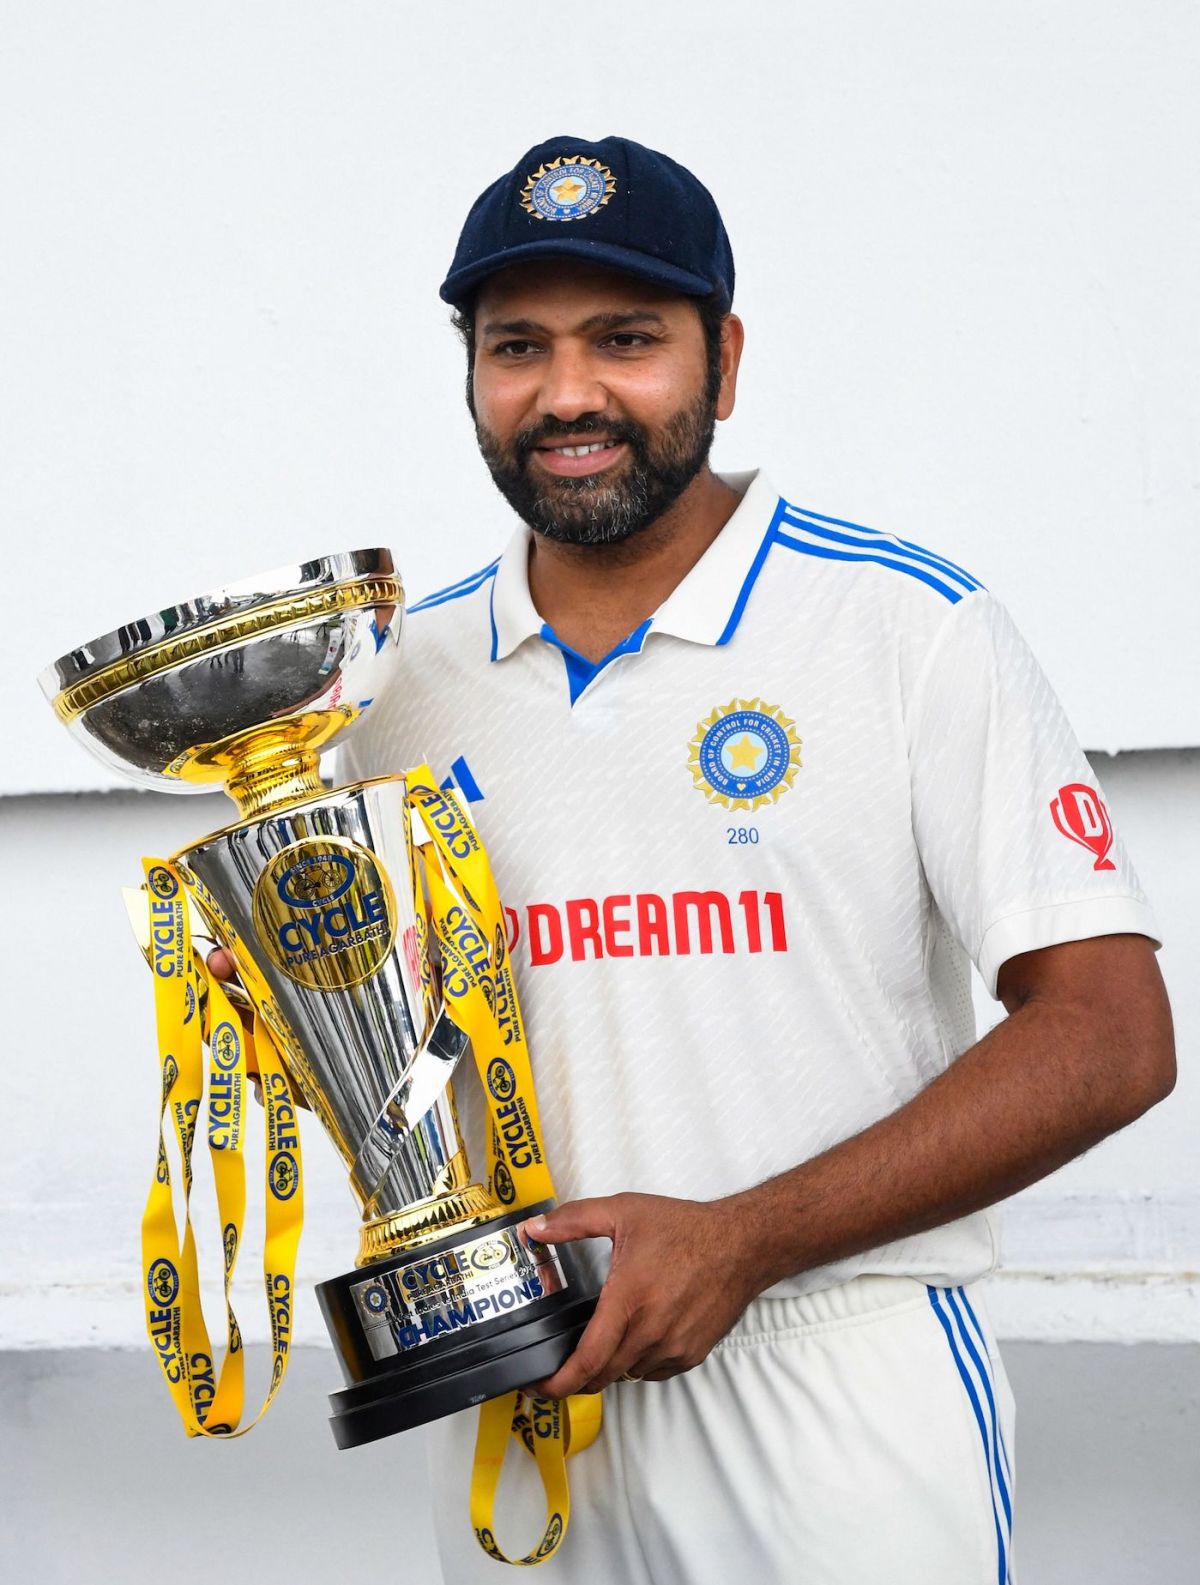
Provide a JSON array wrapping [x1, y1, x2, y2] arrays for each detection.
[[535, 345, 608, 422]]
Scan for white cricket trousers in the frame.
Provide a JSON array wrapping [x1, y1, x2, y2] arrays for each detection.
[[428, 1274, 1016, 1585]]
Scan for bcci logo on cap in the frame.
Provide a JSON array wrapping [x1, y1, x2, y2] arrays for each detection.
[[521, 156, 616, 223], [689, 698, 802, 812]]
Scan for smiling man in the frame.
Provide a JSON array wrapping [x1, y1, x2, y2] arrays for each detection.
[[341, 136, 1175, 1584]]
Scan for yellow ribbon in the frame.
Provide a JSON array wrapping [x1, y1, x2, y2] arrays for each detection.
[[139, 857, 304, 1437], [406, 770, 601, 1566]]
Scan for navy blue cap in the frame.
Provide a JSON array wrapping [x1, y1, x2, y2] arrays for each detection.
[[439, 134, 734, 314]]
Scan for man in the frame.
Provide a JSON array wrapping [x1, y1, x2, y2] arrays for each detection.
[[341, 136, 1175, 1582]]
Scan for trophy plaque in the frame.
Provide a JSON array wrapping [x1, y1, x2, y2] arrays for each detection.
[[39, 549, 596, 1450]]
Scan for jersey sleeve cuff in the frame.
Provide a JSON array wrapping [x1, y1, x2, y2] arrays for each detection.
[[977, 895, 1163, 1000]]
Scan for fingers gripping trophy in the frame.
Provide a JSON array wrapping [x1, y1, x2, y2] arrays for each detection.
[[39, 550, 599, 1566]]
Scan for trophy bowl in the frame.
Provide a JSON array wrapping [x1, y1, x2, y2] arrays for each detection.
[[38, 548, 405, 804], [39, 549, 596, 1449]]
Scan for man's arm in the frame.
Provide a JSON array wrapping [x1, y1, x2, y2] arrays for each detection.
[[528, 931, 1175, 1397]]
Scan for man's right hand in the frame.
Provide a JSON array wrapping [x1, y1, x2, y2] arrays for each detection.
[[207, 947, 236, 982]]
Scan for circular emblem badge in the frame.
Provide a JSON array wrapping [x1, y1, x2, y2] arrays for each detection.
[[275, 852, 355, 909], [147, 865, 177, 900], [486, 1057, 517, 1102], [688, 698, 802, 812], [212, 1020, 240, 1071], [362, 1283, 389, 1316], [521, 156, 616, 223], [469, 1238, 512, 1274], [492, 1160, 516, 1205], [147, 1257, 179, 1308], [269, 1150, 299, 1201], [252, 838, 396, 991], [536, 1514, 564, 1559], [161, 1053, 179, 1100]]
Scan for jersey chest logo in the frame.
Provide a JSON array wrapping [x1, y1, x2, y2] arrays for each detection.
[[688, 698, 802, 811]]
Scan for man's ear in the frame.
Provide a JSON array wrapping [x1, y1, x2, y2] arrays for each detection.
[[716, 314, 745, 421]]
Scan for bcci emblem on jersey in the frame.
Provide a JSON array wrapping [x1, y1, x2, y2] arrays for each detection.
[[689, 698, 802, 811], [521, 156, 617, 222]]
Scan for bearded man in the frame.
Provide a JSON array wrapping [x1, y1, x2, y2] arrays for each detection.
[[336, 135, 1173, 1584]]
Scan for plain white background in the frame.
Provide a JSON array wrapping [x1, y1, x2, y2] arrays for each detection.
[[1, 4, 1197, 1581]]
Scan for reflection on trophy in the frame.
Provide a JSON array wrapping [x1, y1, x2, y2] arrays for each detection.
[[39, 549, 596, 1449]]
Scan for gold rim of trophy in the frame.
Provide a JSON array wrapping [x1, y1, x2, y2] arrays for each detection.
[[49, 574, 407, 722]]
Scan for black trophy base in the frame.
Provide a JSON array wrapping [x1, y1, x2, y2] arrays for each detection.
[[316, 1201, 597, 1450]]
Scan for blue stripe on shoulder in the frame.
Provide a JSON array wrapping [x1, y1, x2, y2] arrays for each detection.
[[779, 506, 981, 595], [781, 503, 984, 591], [773, 529, 968, 603], [408, 559, 500, 614]]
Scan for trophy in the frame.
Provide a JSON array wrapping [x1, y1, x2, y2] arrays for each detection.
[[39, 548, 596, 1452]]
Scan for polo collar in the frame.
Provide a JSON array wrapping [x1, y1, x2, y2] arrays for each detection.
[[489, 468, 780, 661]]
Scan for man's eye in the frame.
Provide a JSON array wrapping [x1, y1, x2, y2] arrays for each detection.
[[494, 340, 539, 357], [604, 333, 652, 349]]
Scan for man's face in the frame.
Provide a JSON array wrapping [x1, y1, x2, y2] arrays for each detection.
[[469, 261, 725, 547]]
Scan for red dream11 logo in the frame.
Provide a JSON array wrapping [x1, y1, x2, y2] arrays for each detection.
[[1049, 783, 1117, 871]]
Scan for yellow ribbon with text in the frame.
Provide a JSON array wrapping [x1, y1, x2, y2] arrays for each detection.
[[139, 858, 303, 1438], [405, 770, 601, 1567]]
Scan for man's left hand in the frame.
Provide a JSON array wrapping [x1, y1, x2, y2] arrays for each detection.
[[524, 1192, 759, 1397]]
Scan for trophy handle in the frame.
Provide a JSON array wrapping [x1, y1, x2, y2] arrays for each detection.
[[348, 1005, 470, 1209]]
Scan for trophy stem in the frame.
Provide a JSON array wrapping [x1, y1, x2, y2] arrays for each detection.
[[224, 730, 326, 817]]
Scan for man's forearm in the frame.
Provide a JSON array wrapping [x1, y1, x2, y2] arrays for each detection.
[[531, 936, 1174, 1397], [729, 990, 1174, 1293]]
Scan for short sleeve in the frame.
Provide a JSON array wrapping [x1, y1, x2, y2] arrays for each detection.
[[906, 590, 1162, 999]]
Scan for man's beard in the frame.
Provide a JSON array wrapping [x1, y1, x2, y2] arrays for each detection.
[[474, 390, 718, 547]]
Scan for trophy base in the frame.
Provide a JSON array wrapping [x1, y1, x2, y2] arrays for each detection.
[[317, 1201, 598, 1449]]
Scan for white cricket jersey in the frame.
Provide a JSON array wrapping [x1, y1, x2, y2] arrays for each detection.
[[342, 467, 1162, 1298]]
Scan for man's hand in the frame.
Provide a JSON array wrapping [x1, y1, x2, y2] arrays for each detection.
[[525, 1193, 759, 1398], [208, 947, 236, 982]]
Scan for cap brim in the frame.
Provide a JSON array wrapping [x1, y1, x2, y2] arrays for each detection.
[[439, 237, 718, 310]]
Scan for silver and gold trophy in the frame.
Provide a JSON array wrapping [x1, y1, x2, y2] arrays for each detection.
[[39, 550, 596, 1460]]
